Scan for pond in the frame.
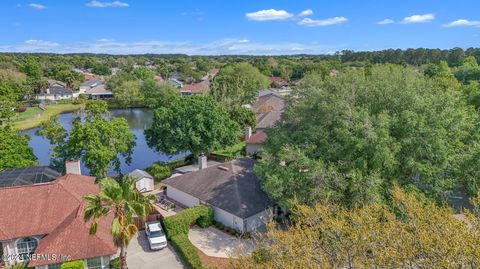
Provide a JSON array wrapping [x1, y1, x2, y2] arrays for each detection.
[[22, 108, 185, 175]]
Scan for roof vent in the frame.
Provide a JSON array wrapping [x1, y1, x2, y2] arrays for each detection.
[[217, 166, 229, 171]]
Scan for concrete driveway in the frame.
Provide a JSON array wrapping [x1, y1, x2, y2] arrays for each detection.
[[188, 226, 255, 258], [127, 233, 185, 269]]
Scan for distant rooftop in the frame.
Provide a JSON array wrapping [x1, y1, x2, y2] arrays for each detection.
[[0, 166, 61, 188]]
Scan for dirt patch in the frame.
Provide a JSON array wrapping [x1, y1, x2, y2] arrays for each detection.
[[197, 248, 232, 269]]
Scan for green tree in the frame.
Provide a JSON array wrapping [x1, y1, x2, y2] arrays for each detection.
[[38, 100, 136, 177], [146, 96, 239, 156], [210, 62, 268, 106], [141, 79, 179, 109], [133, 66, 155, 81], [0, 125, 37, 171], [257, 65, 480, 208], [92, 63, 112, 76], [228, 105, 257, 129], [84, 177, 156, 269], [113, 80, 143, 107]]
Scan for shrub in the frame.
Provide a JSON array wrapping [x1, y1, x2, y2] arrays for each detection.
[[109, 257, 120, 269], [243, 232, 252, 239], [163, 205, 213, 239], [146, 163, 172, 181], [170, 234, 204, 269], [5, 263, 28, 269], [197, 207, 214, 228], [61, 260, 85, 269], [16, 105, 27, 113]]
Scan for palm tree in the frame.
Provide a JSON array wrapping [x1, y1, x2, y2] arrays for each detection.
[[84, 177, 156, 269]]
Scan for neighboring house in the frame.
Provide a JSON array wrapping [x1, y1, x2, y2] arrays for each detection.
[[245, 127, 267, 156], [0, 166, 61, 188], [0, 161, 116, 269], [168, 78, 183, 88], [79, 80, 103, 94], [179, 82, 208, 96], [244, 92, 286, 155], [35, 81, 73, 102], [85, 84, 114, 99], [164, 158, 273, 233], [128, 169, 154, 193], [268, 76, 289, 88]]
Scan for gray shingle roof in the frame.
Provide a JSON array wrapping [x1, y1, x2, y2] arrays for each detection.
[[164, 158, 272, 218], [0, 166, 61, 188], [81, 80, 102, 87]]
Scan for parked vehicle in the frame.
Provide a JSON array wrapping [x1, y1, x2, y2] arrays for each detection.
[[145, 221, 167, 250]]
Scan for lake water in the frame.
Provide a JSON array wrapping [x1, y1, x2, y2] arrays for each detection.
[[22, 108, 185, 175]]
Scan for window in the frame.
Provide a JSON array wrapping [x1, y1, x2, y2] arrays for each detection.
[[48, 263, 62, 269], [86, 257, 102, 269], [16, 237, 38, 260]]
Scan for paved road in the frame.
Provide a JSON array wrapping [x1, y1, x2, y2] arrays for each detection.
[[127, 233, 185, 269]]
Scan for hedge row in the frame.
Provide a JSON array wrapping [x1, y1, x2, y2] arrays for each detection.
[[60, 260, 84, 269], [163, 205, 213, 239], [170, 234, 204, 269]]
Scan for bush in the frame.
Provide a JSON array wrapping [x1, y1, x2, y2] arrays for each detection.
[[146, 163, 172, 181], [16, 105, 27, 113], [163, 205, 213, 239], [5, 263, 28, 269], [109, 257, 120, 269], [171, 234, 204, 269], [61, 260, 85, 269]]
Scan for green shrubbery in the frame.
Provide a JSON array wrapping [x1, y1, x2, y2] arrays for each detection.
[[163, 205, 213, 239], [170, 234, 204, 269], [109, 257, 120, 269], [146, 163, 172, 181], [60, 260, 85, 269], [164, 205, 214, 269]]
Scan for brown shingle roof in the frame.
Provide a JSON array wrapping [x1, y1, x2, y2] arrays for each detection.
[[246, 131, 268, 144]]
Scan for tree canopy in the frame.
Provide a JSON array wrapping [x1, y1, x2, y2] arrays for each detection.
[[0, 125, 37, 171], [233, 186, 480, 269], [38, 100, 136, 177], [210, 62, 268, 106], [257, 65, 480, 209], [146, 96, 239, 156]]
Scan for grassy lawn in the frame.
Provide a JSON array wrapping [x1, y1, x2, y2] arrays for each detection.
[[11, 103, 84, 131], [212, 142, 246, 158]]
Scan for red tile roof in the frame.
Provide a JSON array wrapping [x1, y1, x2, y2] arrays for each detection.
[[181, 82, 208, 94], [0, 174, 116, 266], [246, 131, 268, 144]]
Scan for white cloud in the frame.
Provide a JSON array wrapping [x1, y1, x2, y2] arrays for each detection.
[[298, 17, 348, 27], [246, 9, 294, 21], [27, 3, 46, 10], [0, 38, 343, 55], [86, 1, 129, 8], [443, 19, 480, 27], [400, 13, 435, 24], [377, 19, 394, 25], [298, 9, 313, 17], [96, 38, 114, 42]]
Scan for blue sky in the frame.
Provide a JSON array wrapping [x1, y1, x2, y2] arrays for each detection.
[[0, 0, 479, 55]]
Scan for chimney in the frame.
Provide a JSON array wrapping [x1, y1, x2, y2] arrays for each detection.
[[65, 160, 82, 175], [198, 155, 207, 170], [245, 126, 252, 141]]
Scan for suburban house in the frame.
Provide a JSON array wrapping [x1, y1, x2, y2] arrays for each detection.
[[35, 80, 73, 102], [168, 78, 184, 88], [0, 161, 116, 269], [128, 169, 154, 193], [163, 158, 273, 233], [268, 76, 289, 88], [79, 80, 103, 95], [179, 82, 208, 96], [245, 127, 268, 156], [0, 166, 61, 188], [85, 84, 114, 99], [244, 92, 286, 155]]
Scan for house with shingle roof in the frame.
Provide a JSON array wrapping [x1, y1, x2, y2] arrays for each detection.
[[163, 158, 273, 233], [35, 80, 73, 102], [0, 164, 116, 269]]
